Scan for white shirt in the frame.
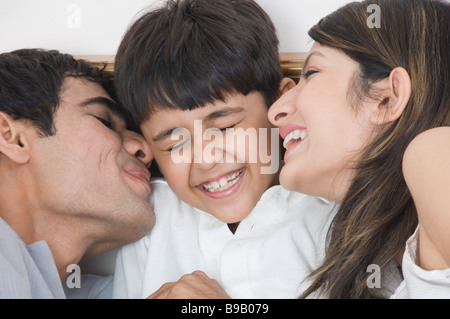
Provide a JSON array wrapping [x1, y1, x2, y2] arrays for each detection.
[[112, 179, 337, 299], [391, 227, 450, 299], [0, 217, 66, 299]]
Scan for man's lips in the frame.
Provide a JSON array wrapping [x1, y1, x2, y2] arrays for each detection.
[[125, 166, 151, 186]]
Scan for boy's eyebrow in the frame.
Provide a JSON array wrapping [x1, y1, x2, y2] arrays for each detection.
[[153, 127, 179, 142], [152, 107, 245, 142], [79, 96, 125, 119], [302, 50, 325, 73], [203, 106, 245, 122]]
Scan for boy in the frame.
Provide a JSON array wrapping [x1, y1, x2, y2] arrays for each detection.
[[112, 0, 336, 298]]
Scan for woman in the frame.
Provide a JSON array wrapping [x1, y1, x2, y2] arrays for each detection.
[[268, 0, 450, 298]]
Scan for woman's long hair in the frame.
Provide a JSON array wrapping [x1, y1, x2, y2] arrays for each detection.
[[301, 0, 450, 298]]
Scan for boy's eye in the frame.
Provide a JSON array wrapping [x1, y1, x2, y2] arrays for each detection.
[[215, 124, 237, 132], [301, 69, 319, 79], [167, 138, 190, 152], [221, 125, 236, 132], [169, 142, 184, 152]]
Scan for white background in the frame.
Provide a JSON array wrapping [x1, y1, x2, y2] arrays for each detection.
[[0, 0, 357, 55]]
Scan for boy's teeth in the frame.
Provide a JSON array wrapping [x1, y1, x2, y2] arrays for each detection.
[[202, 169, 243, 193], [219, 178, 228, 187], [283, 130, 306, 149], [211, 181, 220, 188]]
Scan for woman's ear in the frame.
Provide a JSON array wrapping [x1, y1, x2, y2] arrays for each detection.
[[278, 77, 296, 96], [370, 67, 411, 125], [0, 112, 31, 164]]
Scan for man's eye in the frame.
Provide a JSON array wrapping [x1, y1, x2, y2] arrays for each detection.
[[94, 115, 113, 129]]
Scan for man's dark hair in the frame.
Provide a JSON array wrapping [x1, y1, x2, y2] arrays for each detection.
[[0, 49, 115, 137], [115, 0, 283, 126]]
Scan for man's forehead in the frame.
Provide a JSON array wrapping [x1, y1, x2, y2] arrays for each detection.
[[59, 77, 123, 117], [59, 77, 108, 103]]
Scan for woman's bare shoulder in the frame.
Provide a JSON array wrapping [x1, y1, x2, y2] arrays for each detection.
[[403, 127, 450, 178], [402, 126, 450, 206]]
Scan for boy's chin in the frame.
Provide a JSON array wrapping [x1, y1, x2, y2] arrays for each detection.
[[208, 206, 252, 224]]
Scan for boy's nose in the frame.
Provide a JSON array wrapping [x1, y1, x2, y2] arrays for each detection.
[[123, 130, 154, 168], [192, 138, 223, 170]]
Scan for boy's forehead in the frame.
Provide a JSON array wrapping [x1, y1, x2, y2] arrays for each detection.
[[147, 100, 241, 124], [147, 91, 265, 123]]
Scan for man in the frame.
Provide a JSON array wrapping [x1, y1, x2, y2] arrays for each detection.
[[0, 49, 155, 298]]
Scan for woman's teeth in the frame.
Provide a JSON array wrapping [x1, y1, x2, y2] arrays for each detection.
[[202, 169, 243, 193], [283, 130, 306, 149]]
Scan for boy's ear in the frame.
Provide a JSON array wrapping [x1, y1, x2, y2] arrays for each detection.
[[370, 67, 411, 125], [278, 77, 296, 96], [0, 112, 31, 164]]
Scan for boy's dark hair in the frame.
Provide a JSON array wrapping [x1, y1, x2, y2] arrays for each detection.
[[115, 0, 282, 126], [0, 49, 115, 137]]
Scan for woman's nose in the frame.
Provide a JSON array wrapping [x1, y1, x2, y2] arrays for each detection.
[[268, 88, 297, 126]]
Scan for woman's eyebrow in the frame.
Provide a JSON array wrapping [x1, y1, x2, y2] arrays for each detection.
[[302, 50, 326, 72]]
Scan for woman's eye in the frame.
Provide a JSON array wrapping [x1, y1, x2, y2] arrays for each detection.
[[301, 69, 319, 79]]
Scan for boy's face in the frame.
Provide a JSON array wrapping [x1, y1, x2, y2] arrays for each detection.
[[141, 92, 279, 224]]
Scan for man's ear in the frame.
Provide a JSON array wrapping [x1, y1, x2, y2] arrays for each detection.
[[278, 77, 296, 97], [370, 67, 411, 125], [0, 112, 31, 164]]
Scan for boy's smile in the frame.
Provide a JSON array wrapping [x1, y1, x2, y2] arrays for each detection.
[[141, 92, 279, 224], [197, 167, 244, 196]]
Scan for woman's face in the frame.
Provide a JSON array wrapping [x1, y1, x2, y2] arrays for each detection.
[[268, 43, 380, 203]]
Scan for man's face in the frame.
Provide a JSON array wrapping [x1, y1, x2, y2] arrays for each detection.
[[30, 77, 155, 245], [140, 92, 279, 224]]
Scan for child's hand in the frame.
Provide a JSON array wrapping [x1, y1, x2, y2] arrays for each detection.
[[147, 271, 230, 299]]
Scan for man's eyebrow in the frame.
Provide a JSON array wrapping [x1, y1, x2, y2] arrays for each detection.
[[203, 106, 245, 122], [79, 96, 125, 118], [302, 50, 325, 73]]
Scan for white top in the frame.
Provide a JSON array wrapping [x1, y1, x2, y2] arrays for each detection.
[[112, 178, 337, 299], [391, 227, 450, 299], [74, 180, 449, 299]]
